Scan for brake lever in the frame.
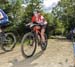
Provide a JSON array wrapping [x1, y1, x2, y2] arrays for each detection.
[[25, 23, 32, 26]]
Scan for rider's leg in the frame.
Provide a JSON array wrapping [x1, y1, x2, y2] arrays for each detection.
[[0, 21, 4, 43], [0, 20, 3, 36], [0, 28, 2, 32], [0, 20, 8, 42], [41, 25, 46, 43], [0, 20, 2, 33], [41, 28, 45, 43]]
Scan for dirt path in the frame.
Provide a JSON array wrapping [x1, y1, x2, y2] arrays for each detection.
[[0, 39, 74, 67]]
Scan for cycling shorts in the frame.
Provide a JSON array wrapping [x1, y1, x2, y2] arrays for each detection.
[[0, 19, 9, 26]]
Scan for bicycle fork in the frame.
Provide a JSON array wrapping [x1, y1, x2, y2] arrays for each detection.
[[35, 33, 41, 46]]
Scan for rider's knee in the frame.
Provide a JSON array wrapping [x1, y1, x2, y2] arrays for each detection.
[[41, 32, 44, 36]]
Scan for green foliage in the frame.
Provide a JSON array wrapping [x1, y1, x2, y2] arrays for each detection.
[[1, 0, 75, 37], [52, 0, 75, 35], [0, 0, 43, 35]]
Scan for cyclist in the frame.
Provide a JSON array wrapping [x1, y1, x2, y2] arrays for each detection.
[[0, 9, 9, 33], [31, 10, 47, 44]]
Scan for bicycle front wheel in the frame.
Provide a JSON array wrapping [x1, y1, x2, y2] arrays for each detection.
[[21, 32, 36, 58], [2, 32, 16, 52]]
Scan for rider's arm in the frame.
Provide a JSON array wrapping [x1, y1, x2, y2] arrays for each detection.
[[41, 16, 47, 25], [44, 21, 48, 25], [0, 12, 4, 19]]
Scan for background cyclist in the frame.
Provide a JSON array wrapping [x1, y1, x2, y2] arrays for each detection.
[[0, 9, 9, 34]]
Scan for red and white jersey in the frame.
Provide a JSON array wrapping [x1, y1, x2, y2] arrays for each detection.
[[37, 16, 44, 23], [32, 15, 47, 24]]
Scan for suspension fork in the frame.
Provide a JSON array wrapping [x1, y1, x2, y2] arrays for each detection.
[[33, 26, 41, 45], [34, 32, 41, 46]]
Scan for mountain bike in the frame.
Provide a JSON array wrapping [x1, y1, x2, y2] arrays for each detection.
[[21, 23, 48, 58], [0, 24, 16, 52]]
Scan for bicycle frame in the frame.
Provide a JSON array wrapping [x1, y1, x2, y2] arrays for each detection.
[[32, 26, 42, 45], [32, 26, 41, 35]]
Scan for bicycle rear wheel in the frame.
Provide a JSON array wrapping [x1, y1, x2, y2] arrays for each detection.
[[21, 32, 36, 58], [41, 34, 48, 51], [1, 32, 16, 52]]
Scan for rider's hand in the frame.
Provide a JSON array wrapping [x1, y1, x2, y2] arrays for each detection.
[[40, 23, 44, 25], [37, 21, 47, 25], [25, 22, 32, 26], [44, 21, 47, 25]]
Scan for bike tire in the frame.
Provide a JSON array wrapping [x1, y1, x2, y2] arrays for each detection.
[[41, 34, 48, 51], [1, 32, 16, 52], [21, 32, 37, 58]]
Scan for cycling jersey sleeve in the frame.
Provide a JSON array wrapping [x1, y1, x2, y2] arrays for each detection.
[[41, 16, 47, 25], [41, 16, 44, 19], [32, 16, 36, 23]]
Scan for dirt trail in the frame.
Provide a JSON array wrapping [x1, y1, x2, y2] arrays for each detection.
[[0, 39, 74, 67]]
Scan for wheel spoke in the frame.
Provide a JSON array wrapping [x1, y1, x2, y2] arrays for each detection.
[[2, 33, 16, 51]]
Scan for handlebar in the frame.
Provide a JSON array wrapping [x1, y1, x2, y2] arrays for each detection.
[[25, 22, 46, 27]]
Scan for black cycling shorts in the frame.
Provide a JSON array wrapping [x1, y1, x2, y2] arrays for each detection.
[[41, 25, 46, 29]]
